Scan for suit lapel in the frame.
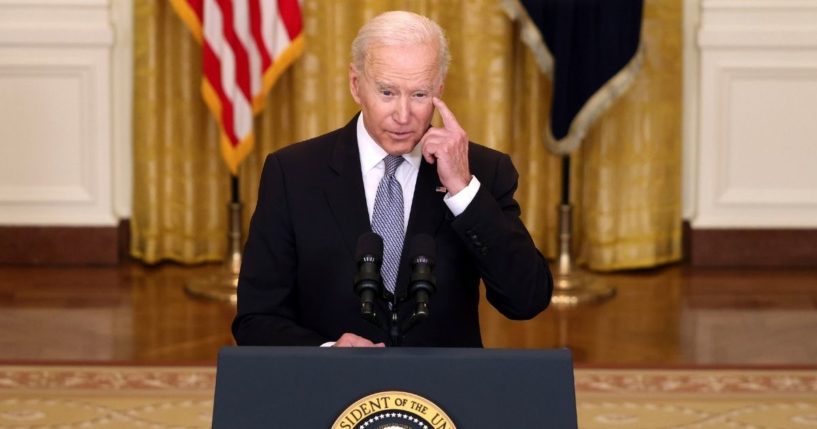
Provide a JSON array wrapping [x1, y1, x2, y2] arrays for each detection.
[[394, 158, 448, 299], [405, 158, 448, 239], [324, 116, 371, 258]]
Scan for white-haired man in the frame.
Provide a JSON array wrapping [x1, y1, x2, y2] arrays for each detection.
[[233, 11, 552, 347]]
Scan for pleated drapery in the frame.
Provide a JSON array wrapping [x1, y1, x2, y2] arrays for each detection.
[[131, 0, 682, 271]]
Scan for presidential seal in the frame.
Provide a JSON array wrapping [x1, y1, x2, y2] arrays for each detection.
[[332, 391, 455, 429]]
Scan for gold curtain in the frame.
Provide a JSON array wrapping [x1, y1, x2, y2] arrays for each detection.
[[132, 0, 681, 271]]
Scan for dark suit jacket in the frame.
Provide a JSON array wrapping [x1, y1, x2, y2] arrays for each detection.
[[232, 115, 552, 347]]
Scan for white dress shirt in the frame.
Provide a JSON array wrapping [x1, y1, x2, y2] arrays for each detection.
[[356, 114, 480, 222]]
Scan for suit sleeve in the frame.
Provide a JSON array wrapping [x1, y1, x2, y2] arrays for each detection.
[[231, 154, 327, 346], [450, 153, 553, 319]]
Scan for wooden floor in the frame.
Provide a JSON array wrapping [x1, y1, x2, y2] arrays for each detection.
[[0, 262, 815, 366]]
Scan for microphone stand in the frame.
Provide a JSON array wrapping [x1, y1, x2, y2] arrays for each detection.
[[389, 311, 402, 347], [361, 292, 423, 347]]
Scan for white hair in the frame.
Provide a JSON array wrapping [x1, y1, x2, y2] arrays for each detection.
[[351, 11, 451, 82]]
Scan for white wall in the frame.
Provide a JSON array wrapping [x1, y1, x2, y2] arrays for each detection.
[[683, 0, 702, 221], [0, 0, 130, 226], [687, 0, 817, 228], [111, 0, 133, 220]]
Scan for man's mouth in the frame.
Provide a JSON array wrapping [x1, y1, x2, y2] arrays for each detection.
[[388, 130, 413, 140]]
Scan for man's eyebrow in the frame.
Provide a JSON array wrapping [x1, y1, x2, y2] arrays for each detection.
[[373, 81, 433, 93]]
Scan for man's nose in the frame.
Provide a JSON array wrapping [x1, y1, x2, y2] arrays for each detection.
[[393, 97, 410, 124]]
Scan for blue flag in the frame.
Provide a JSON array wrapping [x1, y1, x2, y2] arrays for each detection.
[[505, 0, 643, 154]]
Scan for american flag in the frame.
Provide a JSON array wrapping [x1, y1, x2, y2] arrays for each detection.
[[171, 0, 304, 174]]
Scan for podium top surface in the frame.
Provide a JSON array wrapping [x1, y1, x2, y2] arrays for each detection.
[[212, 346, 577, 428]]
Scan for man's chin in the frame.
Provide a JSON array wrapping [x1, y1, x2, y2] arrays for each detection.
[[380, 139, 418, 155]]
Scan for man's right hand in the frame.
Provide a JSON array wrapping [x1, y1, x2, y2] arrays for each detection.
[[333, 332, 386, 347]]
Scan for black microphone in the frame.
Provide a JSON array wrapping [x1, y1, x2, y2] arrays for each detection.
[[354, 232, 384, 323], [407, 234, 436, 320]]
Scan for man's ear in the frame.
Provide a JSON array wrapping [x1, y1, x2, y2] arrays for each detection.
[[349, 64, 362, 104]]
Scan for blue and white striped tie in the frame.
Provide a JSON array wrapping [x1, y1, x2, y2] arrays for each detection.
[[371, 155, 405, 294]]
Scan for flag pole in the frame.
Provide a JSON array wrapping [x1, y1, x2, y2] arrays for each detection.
[[226, 175, 243, 276], [551, 155, 616, 306], [185, 175, 243, 303]]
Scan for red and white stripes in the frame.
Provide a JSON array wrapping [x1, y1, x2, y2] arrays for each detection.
[[171, 0, 304, 174]]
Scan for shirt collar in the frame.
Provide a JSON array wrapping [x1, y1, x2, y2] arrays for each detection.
[[356, 113, 422, 174]]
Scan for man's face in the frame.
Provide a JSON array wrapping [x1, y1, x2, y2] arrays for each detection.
[[349, 42, 443, 155]]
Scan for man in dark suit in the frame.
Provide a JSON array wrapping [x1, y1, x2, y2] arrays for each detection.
[[232, 11, 552, 347]]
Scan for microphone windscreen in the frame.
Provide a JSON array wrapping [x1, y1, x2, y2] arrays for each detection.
[[355, 232, 384, 261], [408, 233, 436, 263]]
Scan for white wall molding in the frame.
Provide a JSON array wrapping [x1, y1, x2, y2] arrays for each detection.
[[682, 0, 702, 220], [712, 61, 817, 204], [0, 0, 108, 5], [0, 61, 96, 208], [111, 0, 133, 219], [0, 1, 116, 226], [699, 1, 817, 46], [700, 58, 817, 226], [699, 30, 817, 48], [701, 0, 817, 20], [0, 26, 114, 47], [692, 0, 817, 228], [0, 1, 112, 44]]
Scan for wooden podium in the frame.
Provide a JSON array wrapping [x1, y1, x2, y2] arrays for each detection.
[[211, 346, 578, 428]]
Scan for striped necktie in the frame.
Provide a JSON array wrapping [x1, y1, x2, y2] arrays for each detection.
[[371, 155, 405, 294]]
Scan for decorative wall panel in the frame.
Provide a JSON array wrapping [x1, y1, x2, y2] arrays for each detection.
[[693, 0, 817, 228], [0, 0, 116, 225]]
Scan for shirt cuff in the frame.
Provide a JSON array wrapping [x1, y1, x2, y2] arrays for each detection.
[[320, 341, 336, 347], [443, 176, 481, 217]]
